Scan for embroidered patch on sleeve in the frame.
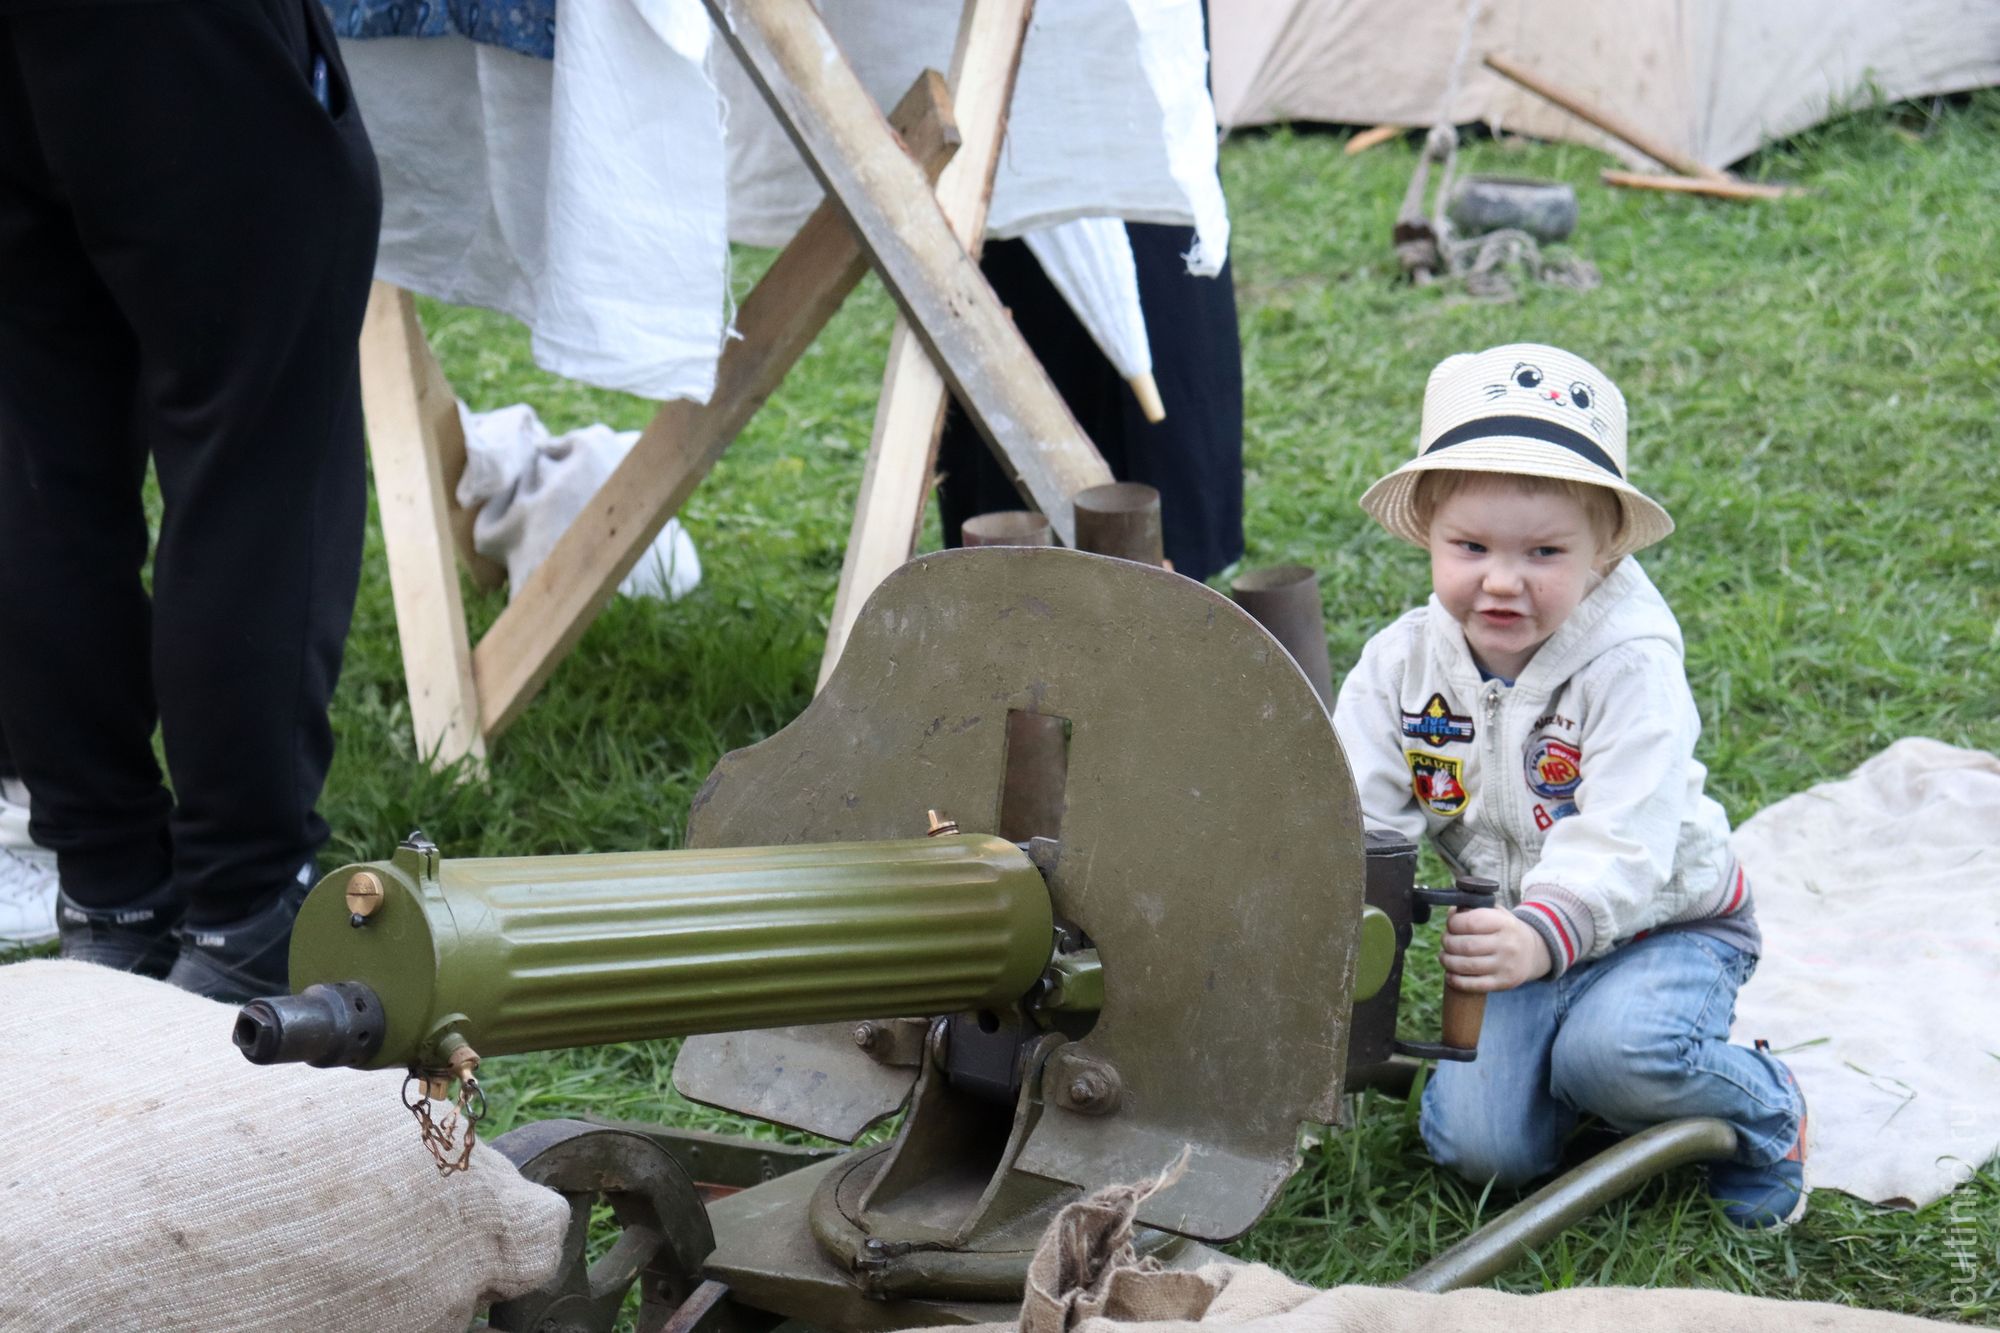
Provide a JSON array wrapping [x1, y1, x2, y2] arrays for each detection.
[[1406, 750, 1469, 817], [1525, 737, 1582, 800], [1400, 693, 1475, 746]]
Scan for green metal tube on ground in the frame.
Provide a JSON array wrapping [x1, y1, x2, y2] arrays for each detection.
[[278, 834, 1053, 1071], [1394, 1117, 1740, 1293]]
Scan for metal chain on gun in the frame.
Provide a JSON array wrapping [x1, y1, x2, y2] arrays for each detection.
[[401, 1050, 487, 1175]]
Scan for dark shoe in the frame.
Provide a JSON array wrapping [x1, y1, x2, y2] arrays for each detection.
[[1708, 1045, 1810, 1230], [165, 872, 312, 1004], [56, 879, 183, 978]]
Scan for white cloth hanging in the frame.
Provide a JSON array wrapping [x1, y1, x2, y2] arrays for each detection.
[[343, 0, 1228, 401], [720, 0, 1229, 272], [343, 0, 728, 401]]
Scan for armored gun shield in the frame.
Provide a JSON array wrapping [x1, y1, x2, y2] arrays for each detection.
[[677, 546, 1364, 1243]]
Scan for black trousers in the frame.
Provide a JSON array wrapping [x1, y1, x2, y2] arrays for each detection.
[[0, 0, 380, 921], [937, 224, 1246, 583]]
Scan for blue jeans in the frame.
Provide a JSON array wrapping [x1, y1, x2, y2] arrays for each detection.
[[1419, 931, 1801, 1188]]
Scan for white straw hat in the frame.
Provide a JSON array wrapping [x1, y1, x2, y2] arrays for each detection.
[[1359, 343, 1673, 560]]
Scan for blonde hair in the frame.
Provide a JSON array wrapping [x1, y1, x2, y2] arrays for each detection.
[[1411, 469, 1624, 553]]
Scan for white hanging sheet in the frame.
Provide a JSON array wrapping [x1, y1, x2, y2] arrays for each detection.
[[342, 0, 727, 401], [344, 0, 1227, 401], [720, 0, 1229, 273]]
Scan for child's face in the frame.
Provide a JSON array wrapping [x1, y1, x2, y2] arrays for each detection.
[[1427, 479, 1606, 680]]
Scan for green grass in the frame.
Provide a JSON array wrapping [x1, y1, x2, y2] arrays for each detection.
[[11, 94, 2000, 1324]]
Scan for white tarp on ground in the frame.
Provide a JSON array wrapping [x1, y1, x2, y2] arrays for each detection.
[[1731, 738, 2000, 1210], [1212, 0, 2000, 172], [343, 0, 1225, 401]]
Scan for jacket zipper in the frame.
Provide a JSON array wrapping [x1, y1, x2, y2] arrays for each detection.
[[1484, 685, 1512, 896]]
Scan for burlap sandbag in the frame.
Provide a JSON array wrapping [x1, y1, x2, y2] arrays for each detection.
[[965, 1156, 1952, 1333], [0, 960, 569, 1332]]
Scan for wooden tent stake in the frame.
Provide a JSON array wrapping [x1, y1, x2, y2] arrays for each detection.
[[1484, 52, 1730, 183], [1600, 169, 1798, 201]]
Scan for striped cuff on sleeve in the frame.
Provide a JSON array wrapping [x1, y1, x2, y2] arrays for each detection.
[[1513, 885, 1598, 979], [1658, 859, 1753, 927]]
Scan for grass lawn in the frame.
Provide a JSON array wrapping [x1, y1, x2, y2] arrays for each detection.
[[10, 94, 1997, 1325]]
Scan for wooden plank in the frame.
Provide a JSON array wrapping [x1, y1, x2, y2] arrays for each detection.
[[1344, 123, 1403, 156], [1484, 53, 1731, 183], [409, 311, 508, 592], [706, 0, 1112, 546], [817, 0, 1034, 692], [469, 73, 962, 740], [1600, 169, 1799, 201], [358, 281, 488, 772]]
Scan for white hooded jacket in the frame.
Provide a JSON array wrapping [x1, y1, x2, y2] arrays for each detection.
[[1332, 558, 1755, 977]]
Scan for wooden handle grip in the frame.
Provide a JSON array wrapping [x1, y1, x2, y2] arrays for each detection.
[[1441, 987, 1488, 1051]]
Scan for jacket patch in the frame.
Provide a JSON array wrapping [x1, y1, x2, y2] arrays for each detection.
[[1401, 693, 1475, 746], [1526, 737, 1582, 800], [1406, 750, 1468, 817], [1532, 801, 1579, 830]]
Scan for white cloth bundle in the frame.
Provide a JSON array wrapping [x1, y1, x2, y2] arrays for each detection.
[[455, 402, 702, 602]]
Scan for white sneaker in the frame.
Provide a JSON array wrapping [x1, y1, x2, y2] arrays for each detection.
[[0, 778, 59, 945], [0, 846, 59, 945], [0, 775, 35, 851]]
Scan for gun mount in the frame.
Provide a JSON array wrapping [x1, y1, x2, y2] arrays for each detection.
[[242, 547, 1624, 1333]]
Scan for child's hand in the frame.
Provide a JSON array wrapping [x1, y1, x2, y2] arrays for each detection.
[[1441, 907, 1552, 992]]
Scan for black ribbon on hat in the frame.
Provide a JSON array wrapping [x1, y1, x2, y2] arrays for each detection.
[[1423, 414, 1624, 479]]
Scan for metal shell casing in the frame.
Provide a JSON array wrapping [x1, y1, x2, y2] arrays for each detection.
[[287, 834, 1052, 1071]]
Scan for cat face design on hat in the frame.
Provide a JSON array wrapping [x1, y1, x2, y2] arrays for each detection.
[[1482, 361, 1610, 440], [1362, 342, 1675, 562]]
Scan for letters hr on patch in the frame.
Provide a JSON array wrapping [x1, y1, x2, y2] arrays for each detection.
[[1401, 693, 1475, 746], [1406, 751, 1468, 818], [1526, 736, 1582, 800]]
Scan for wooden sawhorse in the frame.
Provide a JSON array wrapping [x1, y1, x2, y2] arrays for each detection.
[[361, 0, 1114, 772]]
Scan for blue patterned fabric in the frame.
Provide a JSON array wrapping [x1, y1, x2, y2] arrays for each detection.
[[323, 0, 556, 62]]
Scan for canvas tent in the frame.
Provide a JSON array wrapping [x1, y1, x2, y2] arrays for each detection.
[[1212, 0, 2000, 171]]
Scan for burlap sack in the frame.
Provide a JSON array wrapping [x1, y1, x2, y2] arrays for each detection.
[[0, 960, 569, 1332], [961, 1157, 1954, 1333]]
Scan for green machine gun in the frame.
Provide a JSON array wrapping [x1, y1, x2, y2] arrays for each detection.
[[235, 548, 1738, 1332]]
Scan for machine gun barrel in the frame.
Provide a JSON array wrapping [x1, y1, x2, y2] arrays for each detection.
[[239, 833, 1053, 1072]]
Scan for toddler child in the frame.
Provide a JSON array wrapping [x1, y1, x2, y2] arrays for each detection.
[[1331, 343, 1808, 1228]]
